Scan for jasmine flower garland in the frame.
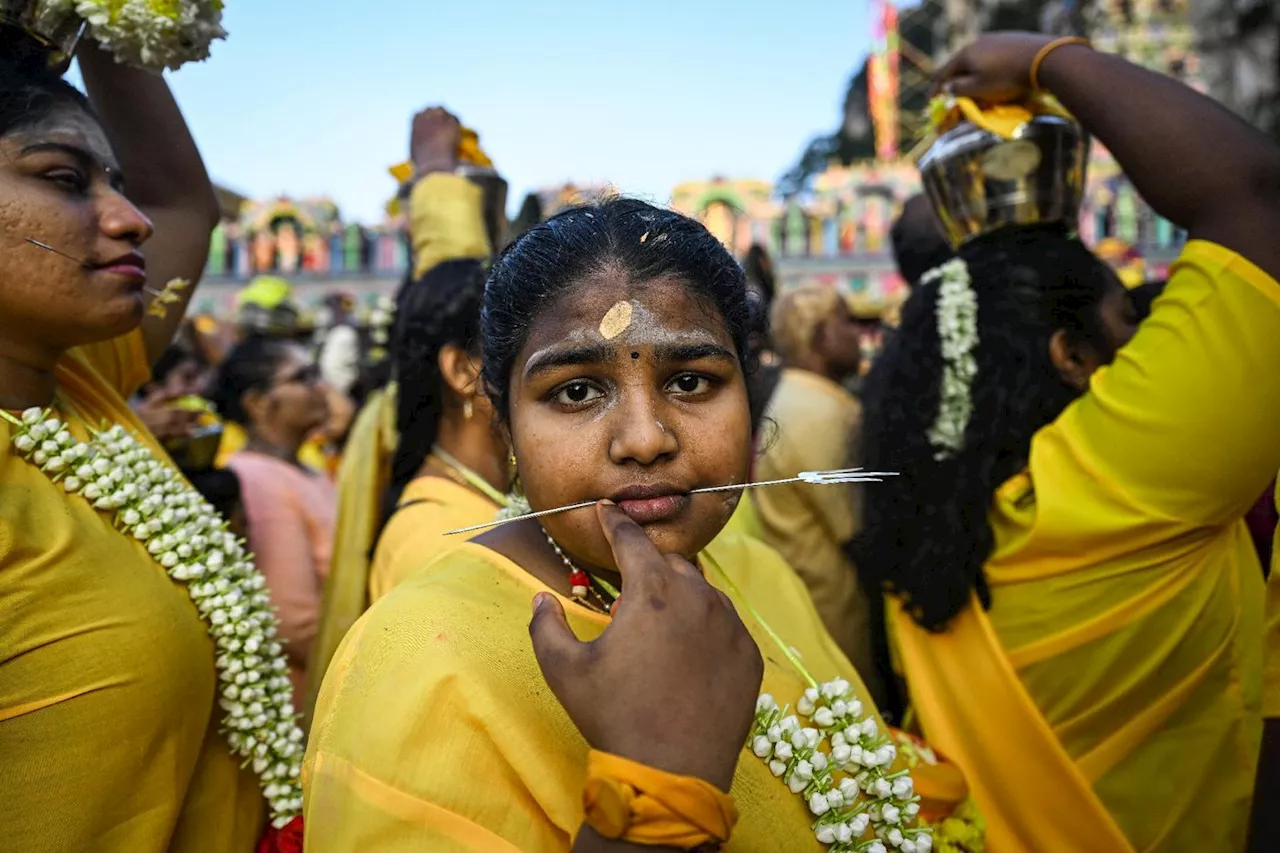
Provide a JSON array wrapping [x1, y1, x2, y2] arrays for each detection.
[[750, 685, 933, 853], [34, 0, 227, 71], [2, 408, 304, 827], [923, 259, 978, 461]]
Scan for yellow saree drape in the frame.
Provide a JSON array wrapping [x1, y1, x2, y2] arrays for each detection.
[[306, 172, 492, 718], [892, 240, 1280, 852]]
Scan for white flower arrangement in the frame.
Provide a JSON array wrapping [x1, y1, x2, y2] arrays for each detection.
[[751, 681, 932, 853], [34, 0, 227, 71], [923, 259, 979, 461], [3, 407, 303, 827]]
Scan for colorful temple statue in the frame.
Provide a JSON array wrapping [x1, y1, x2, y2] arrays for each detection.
[[670, 178, 776, 257]]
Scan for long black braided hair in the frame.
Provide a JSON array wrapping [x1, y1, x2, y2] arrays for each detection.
[[378, 259, 488, 538], [851, 226, 1123, 632]]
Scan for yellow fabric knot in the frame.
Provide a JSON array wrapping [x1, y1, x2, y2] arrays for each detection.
[[928, 95, 1071, 140], [582, 750, 738, 848]]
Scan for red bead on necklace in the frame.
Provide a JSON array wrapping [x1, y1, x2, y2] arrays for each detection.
[[569, 568, 590, 599]]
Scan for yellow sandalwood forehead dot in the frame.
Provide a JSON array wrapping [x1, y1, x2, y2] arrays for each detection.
[[598, 300, 633, 340]]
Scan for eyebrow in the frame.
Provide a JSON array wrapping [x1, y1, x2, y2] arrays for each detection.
[[523, 338, 736, 380], [20, 141, 125, 191], [524, 342, 614, 379]]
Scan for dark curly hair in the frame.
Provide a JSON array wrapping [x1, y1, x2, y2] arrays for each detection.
[[480, 197, 753, 423], [852, 226, 1122, 631], [380, 259, 488, 530]]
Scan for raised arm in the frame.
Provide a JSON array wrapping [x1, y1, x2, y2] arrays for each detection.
[[938, 32, 1280, 282], [77, 43, 218, 366]]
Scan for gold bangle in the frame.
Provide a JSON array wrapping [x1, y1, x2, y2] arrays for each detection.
[[1029, 36, 1091, 93]]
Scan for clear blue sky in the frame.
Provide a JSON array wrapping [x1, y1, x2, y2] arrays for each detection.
[[118, 0, 881, 223]]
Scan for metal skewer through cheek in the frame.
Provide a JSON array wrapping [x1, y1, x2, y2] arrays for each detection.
[[443, 468, 898, 536], [26, 238, 164, 297]]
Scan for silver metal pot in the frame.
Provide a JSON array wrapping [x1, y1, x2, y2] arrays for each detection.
[[918, 114, 1088, 248], [0, 0, 85, 72]]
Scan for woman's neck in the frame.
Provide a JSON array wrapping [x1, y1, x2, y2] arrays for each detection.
[[245, 426, 306, 465], [0, 343, 62, 410], [421, 413, 509, 494]]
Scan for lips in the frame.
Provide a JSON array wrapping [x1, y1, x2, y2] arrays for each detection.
[[94, 252, 146, 283], [610, 484, 692, 525]]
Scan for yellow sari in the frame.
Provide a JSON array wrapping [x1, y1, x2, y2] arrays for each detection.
[[305, 385, 397, 720], [305, 533, 901, 851], [892, 240, 1280, 851], [368, 476, 499, 601], [306, 172, 493, 717], [0, 332, 262, 850]]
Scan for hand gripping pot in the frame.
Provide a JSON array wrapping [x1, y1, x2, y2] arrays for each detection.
[[918, 111, 1089, 248]]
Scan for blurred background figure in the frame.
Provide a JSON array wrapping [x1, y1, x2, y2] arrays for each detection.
[[317, 291, 361, 398], [752, 284, 885, 705], [210, 337, 336, 708]]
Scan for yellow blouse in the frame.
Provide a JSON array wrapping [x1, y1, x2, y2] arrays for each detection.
[[0, 332, 262, 851], [368, 476, 499, 601], [895, 240, 1280, 851], [305, 533, 889, 851]]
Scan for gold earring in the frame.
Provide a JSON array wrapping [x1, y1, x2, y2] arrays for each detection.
[[463, 399, 474, 420]]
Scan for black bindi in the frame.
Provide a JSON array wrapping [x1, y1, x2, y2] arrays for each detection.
[[631, 351, 640, 360]]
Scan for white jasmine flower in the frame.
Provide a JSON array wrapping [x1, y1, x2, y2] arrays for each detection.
[[808, 792, 830, 816], [755, 694, 777, 714], [882, 804, 901, 824], [814, 707, 836, 728], [769, 759, 787, 777], [815, 825, 837, 844], [892, 776, 914, 799], [14, 435, 35, 453], [752, 736, 772, 758], [773, 741, 793, 762], [788, 774, 808, 794]]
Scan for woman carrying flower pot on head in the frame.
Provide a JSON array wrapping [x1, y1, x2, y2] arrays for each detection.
[[0, 36, 294, 853], [304, 198, 970, 852], [855, 32, 1280, 852]]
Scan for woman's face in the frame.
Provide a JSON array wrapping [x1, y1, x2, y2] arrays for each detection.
[[0, 105, 154, 356], [509, 271, 752, 569], [254, 344, 330, 438], [163, 357, 209, 400]]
